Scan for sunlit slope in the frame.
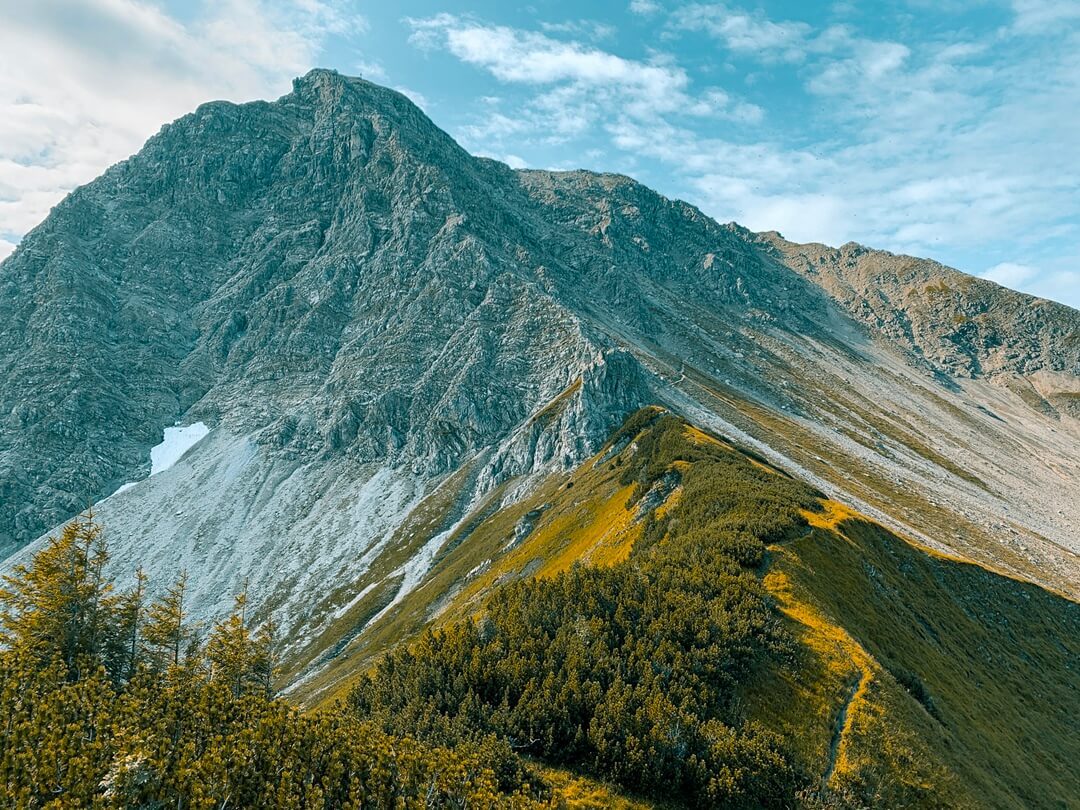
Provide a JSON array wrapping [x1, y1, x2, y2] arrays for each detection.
[[764, 504, 1080, 808], [293, 408, 1078, 808], [290, 407, 666, 705]]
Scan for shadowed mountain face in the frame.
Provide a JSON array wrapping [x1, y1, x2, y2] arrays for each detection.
[[2, 70, 1079, 631]]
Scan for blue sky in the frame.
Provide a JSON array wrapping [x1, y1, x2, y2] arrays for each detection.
[[1, 1, 1077, 308]]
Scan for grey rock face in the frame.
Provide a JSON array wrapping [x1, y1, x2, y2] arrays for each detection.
[[0, 69, 824, 550], [2, 69, 1079, 634], [0, 71, 629, 548]]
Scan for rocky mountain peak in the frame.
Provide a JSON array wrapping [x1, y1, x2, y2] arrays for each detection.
[[2, 71, 1079, 624]]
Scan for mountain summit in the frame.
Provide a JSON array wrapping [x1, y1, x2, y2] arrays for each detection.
[[2, 68, 1078, 635]]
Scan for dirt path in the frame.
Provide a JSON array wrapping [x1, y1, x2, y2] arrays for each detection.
[[822, 674, 863, 789], [761, 512, 874, 792]]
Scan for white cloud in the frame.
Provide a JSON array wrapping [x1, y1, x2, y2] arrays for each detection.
[[629, 0, 663, 15], [730, 101, 765, 124], [642, 4, 1080, 306], [355, 58, 389, 82], [977, 263, 1078, 309], [407, 13, 764, 163], [980, 262, 1038, 288], [673, 3, 813, 61], [0, 238, 15, 263], [459, 111, 530, 143], [408, 14, 689, 107], [1028, 270, 1080, 306], [393, 85, 430, 110], [539, 19, 617, 40], [404, 6, 1078, 312], [0, 0, 362, 237], [607, 115, 851, 242], [1010, 0, 1080, 33], [695, 176, 852, 245], [6, 1, 1072, 312]]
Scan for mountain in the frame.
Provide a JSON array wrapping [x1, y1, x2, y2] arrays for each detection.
[[2, 67, 1079, 807], [4, 68, 1078, 598]]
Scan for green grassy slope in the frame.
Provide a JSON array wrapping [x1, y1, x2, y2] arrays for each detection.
[[768, 509, 1080, 807]]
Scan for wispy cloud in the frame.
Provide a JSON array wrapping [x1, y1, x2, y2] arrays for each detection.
[[672, 3, 813, 61], [1, 0, 1076, 309], [394, 85, 431, 110], [406, 4, 1078, 307], [1030, 270, 1080, 303], [539, 19, 617, 41], [408, 14, 689, 109], [982, 263, 1080, 305], [1010, 0, 1080, 33], [629, 1, 663, 17], [406, 12, 762, 162], [981, 262, 1038, 287]]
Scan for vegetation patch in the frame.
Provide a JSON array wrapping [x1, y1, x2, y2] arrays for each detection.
[[347, 413, 825, 807], [0, 517, 549, 808]]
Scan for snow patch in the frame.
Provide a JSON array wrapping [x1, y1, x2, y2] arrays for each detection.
[[105, 422, 211, 500], [150, 422, 210, 475]]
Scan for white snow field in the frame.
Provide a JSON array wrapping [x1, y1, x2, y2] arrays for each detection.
[[150, 422, 210, 475], [104, 422, 211, 500]]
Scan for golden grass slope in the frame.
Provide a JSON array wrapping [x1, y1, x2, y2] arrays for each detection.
[[768, 506, 1080, 808], [296, 411, 670, 708]]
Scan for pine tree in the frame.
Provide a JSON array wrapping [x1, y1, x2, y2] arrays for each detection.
[[251, 614, 279, 699], [206, 587, 253, 698], [82, 511, 114, 666], [108, 568, 147, 683], [143, 571, 192, 673], [0, 512, 116, 679]]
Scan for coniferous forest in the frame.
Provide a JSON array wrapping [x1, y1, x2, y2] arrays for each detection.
[[0, 516, 549, 808], [0, 414, 838, 809], [349, 413, 821, 807]]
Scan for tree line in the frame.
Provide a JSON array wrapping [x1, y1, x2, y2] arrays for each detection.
[[349, 412, 829, 807]]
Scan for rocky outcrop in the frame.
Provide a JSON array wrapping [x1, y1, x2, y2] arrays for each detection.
[[760, 232, 1080, 380]]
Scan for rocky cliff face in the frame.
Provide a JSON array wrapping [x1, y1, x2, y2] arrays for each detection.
[[0, 71, 651, 551], [3, 70, 1078, 642]]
